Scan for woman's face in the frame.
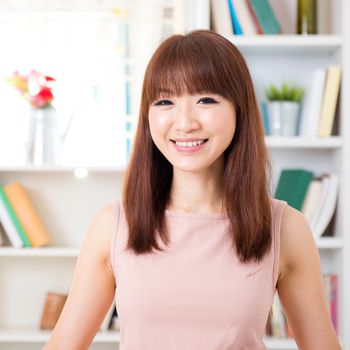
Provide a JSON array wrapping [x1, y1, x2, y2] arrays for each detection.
[[148, 92, 236, 173]]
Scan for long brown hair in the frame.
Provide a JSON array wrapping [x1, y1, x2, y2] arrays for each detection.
[[123, 30, 272, 263]]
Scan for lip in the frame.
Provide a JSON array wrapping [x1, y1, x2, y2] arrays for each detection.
[[170, 138, 209, 153], [171, 137, 208, 142]]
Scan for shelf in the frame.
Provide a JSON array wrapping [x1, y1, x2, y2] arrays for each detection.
[[0, 237, 342, 257], [265, 136, 342, 149], [0, 165, 126, 173], [0, 247, 80, 257], [264, 337, 297, 349], [229, 35, 343, 54], [0, 326, 120, 343], [316, 237, 343, 249], [0, 327, 295, 348]]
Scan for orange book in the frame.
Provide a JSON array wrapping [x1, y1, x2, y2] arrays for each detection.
[[4, 181, 52, 247]]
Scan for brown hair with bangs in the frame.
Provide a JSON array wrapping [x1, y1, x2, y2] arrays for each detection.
[[123, 30, 272, 263]]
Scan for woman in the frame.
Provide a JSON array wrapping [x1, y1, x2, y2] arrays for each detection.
[[44, 30, 340, 349]]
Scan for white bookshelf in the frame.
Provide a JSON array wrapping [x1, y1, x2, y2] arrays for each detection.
[[0, 237, 342, 258], [265, 136, 342, 149], [230, 34, 343, 54], [0, 1, 349, 350]]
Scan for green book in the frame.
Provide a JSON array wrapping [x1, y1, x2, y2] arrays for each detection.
[[274, 169, 314, 210], [250, 0, 281, 34], [0, 186, 32, 247]]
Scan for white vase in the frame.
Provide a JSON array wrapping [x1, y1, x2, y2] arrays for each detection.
[[25, 106, 61, 165], [267, 101, 300, 136]]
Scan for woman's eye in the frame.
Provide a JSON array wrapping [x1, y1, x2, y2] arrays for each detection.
[[198, 97, 218, 104], [154, 99, 173, 106]]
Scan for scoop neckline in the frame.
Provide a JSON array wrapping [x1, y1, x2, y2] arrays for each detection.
[[164, 209, 229, 220]]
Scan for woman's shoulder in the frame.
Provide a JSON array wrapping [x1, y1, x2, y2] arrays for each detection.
[[81, 202, 116, 267], [278, 204, 318, 276]]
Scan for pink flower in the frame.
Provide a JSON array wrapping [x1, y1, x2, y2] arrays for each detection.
[[7, 69, 55, 109]]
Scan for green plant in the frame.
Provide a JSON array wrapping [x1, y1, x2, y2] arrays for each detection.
[[266, 82, 304, 102]]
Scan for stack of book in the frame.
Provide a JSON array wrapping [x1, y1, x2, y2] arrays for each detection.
[[274, 169, 339, 239], [0, 181, 52, 248], [267, 273, 338, 338]]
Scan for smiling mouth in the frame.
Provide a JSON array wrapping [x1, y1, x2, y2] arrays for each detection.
[[170, 139, 209, 147]]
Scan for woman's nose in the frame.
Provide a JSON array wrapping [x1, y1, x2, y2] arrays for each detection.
[[174, 104, 200, 133]]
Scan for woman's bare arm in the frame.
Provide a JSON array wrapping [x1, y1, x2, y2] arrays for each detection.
[[277, 205, 341, 350], [43, 203, 116, 350]]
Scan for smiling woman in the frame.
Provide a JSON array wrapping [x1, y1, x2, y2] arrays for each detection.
[[44, 30, 341, 350]]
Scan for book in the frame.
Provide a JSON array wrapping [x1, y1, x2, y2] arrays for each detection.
[[211, 0, 234, 37], [232, 0, 258, 35], [260, 101, 270, 135], [274, 169, 314, 211], [0, 221, 11, 246], [299, 68, 327, 138], [301, 177, 323, 223], [0, 186, 32, 247], [312, 174, 339, 239], [317, 0, 331, 34], [323, 274, 339, 334], [0, 188, 23, 248], [318, 65, 342, 137], [100, 301, 116, 331], [228, 0, 243, 35], [109, 306, 120, 331], [4, 181, 52, 247], [271, 294, 286, 338], [249, 0, 282, 34], [245, 0, 264, 34], [330, 274, 338, 333], [269, 0, 297, 34]]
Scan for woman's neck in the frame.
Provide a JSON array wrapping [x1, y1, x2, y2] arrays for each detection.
[[168, 162, 225, 214]]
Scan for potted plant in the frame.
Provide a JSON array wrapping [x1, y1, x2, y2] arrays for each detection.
[[265, 82, 304, 136]]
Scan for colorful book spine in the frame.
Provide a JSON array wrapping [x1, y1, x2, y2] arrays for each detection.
[[318, 65, 342, 137], [245, 0, 264, 34], [4, 181, 52, 247], [330, 274, 338, 333], [232, 0, 258, 35], [0, 188, 23, 248], [249, 0, 281, 34], [0, 186, 31, 247], [228, 0, 243, 35], [274, 169, 314, 211]]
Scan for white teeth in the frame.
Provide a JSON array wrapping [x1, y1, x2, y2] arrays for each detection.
[[175, 140, 205, 147]]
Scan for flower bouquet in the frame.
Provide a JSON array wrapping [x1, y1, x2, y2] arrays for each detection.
[[7, 69, 55, 109]]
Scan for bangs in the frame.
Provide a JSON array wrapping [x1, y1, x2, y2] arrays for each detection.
[[144, 34, 235, 104]]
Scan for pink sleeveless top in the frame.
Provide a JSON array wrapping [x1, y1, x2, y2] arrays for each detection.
[[110, 199, 287, 350]]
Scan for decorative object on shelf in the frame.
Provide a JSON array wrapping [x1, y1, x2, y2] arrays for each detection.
[[297, 0, 317, 35], [40, 291, 68, 330], [26, 106, 73, 165], [265, 82, 304, 136], [7, 69, 55, 108], [6, 70, 73, 165]]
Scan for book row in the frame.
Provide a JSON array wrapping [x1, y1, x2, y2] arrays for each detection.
[[211, 0, 330, 36], [274, 169, 339, 239], [0, 181, 52, 248], [266, 273, 338, 338]]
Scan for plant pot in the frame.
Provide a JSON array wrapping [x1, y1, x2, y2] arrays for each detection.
[[267, 101, 300, 136]]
